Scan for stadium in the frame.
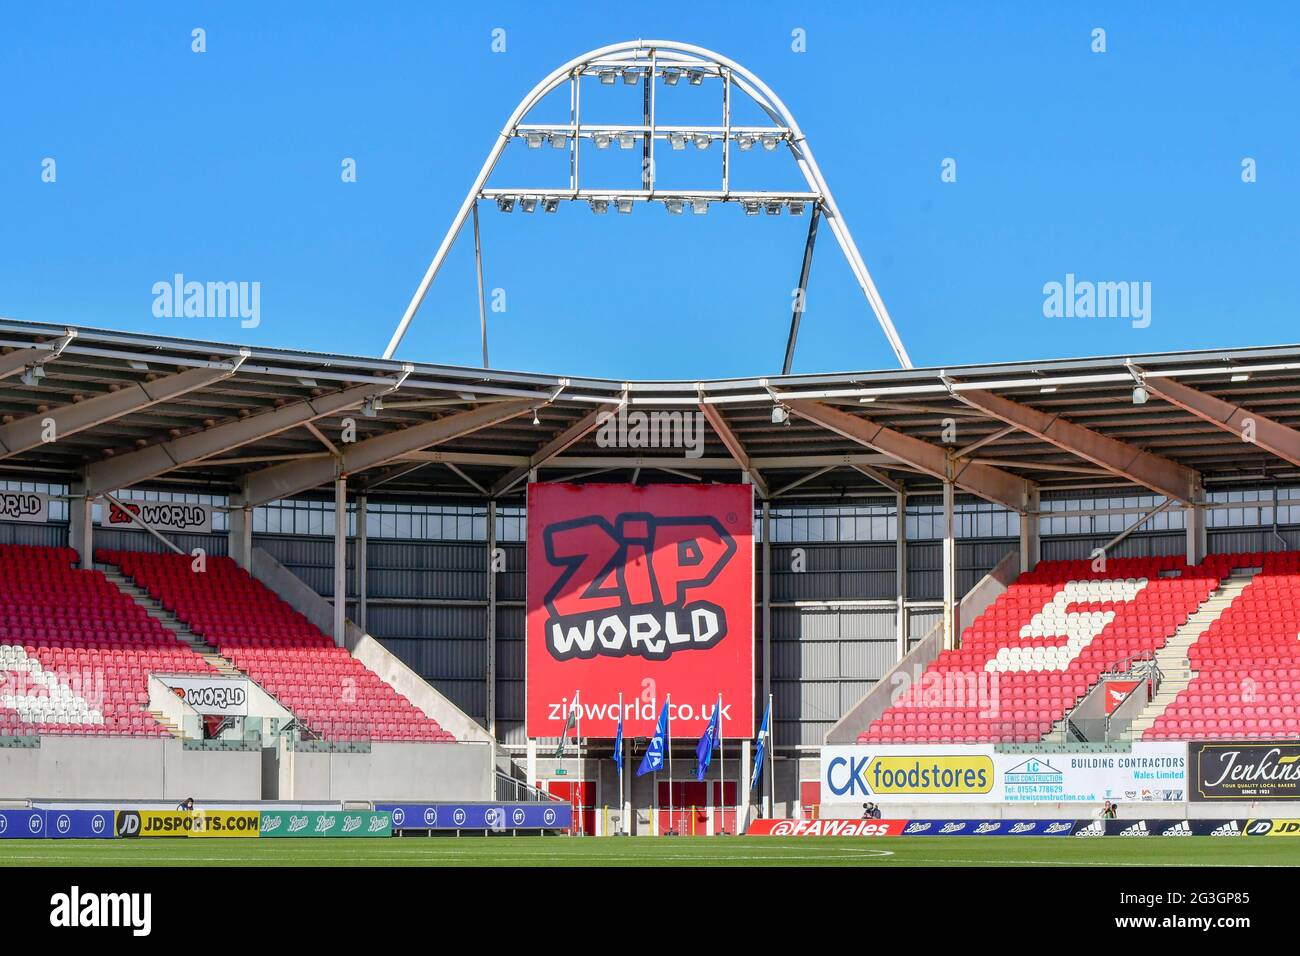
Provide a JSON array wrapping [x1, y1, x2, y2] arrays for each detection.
[[2, 21, 1299, 906]]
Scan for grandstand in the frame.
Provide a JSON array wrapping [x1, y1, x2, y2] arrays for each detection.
[[5, 313, 1300, 828]]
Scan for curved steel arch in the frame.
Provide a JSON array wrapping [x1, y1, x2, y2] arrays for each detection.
[[384, 39, 913, 371]]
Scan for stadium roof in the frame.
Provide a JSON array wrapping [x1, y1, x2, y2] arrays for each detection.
[[5, 317, 1300, 508]]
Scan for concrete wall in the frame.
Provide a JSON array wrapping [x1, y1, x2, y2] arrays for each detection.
[[275, 740, 495, 802], [0, 736, 261, 801]]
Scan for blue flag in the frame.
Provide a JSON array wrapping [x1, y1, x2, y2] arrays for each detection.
[[695, 700, 721, 782], [613, 702, 624, 773], [636, 699, 670, 777], [750, 697, 771, 790]]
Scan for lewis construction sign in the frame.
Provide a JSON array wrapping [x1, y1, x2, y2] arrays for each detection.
[[525, 482, 754, 739]]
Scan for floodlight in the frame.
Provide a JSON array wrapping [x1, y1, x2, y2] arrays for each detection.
[[691, 199, 709, 215], [495, 196, 515, 213], [542, 197, 560, 213], [519, 197, 538, 213], [669, 132, 687, 150], [590, 198, 610, 215], [789, 201, 806, 216], [742, 200, 761, 216], [765, 201, 782, 215], [599, 70, 616, 85], [593, 132, 612, 149], [665, 199, 684, 215], [615, 197, 634, 214], [618, 133, 636, 150], [663, 68, 680, 86], [692, 133, 711, 150], [525, 132, 545, 149]]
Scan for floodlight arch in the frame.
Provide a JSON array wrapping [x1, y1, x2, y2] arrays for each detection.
[[384, 39, 913, 373]]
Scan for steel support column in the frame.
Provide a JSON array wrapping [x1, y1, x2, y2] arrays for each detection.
[[333, 477, 347, 648], [355, 493, 368, 633], [1019, 485, 1040, 573], [68, 482, 93, 569], [942, 480, 958, 651], [486, 499, 498, 739], [760, 500, 772, 817]]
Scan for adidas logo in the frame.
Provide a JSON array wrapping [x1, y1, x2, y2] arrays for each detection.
[[1074, 821, 1104, 837], [1119, 821, 1150, 837], [1211, 821, 1241, 837], [1161, 821, 1192, 837]]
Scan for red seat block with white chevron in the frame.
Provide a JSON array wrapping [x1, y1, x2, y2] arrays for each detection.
[[860, 556, 1221, 744], [98, 549, 455, 743], [1146, 551, 1300, 741], [0, 544, 216, 737]]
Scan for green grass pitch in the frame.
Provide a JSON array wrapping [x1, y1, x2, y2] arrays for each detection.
[[4, 836, 1300, 867]]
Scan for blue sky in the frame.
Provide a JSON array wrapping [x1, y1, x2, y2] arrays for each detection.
[[1, 2, 1297, 379]]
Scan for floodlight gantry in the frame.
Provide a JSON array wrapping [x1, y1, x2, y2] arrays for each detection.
[[383, 39, 913, 374]]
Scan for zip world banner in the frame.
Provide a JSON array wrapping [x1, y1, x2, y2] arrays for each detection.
[[526, 482, 753, 739]]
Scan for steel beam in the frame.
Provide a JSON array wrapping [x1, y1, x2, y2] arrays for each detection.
[[83, 383, 378, 495], [242, 399, 534, 506], [785, 399, 1035, 512], [953, 387, 1201, 503], [489, 404, 616, 497], [1143, 376, 1300, 470], [0, 333, 74, 381], [0, 361, 244, 459], [697, 401, 769, 497]]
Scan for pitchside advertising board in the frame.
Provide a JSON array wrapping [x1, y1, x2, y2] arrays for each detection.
[[1191, 742, 1300, 801], [748, 818, 1272, 837], [821, 743, 1188, 803], [0, 809, 114, 839], [526, 483, 754, 738], [377, 802, 573, 831]]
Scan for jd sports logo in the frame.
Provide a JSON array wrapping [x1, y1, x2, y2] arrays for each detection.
[[115, 812, 141, 837], [542, 513, 737, 662]]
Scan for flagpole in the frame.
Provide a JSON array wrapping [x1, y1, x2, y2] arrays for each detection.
[[759, 691, 769, 816], [576, 690, 582, 836], [717, 692, 724, 835], [618, 691, 624, 836], [667, 694, 673, 835]]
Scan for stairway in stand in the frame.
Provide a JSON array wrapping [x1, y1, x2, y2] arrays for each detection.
[[1121, 568, 1259, 741], [97, 564, 244, 679]]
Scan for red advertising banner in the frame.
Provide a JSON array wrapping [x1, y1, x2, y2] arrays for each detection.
[[747, 819, 908, 837], [526, 482, 754, 739]]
